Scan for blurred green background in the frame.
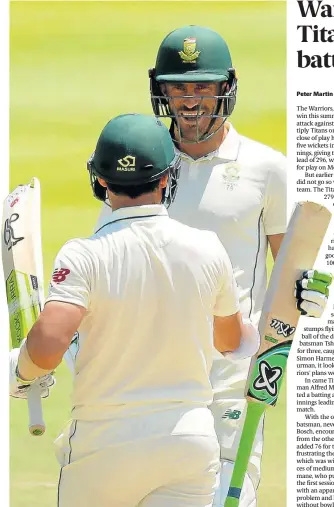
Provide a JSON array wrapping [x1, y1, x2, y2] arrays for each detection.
[[10, 2, 286, 506]]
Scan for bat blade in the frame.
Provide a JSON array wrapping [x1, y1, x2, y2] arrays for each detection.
[[2, 178, 46, 436], [224, 201, 332, 506]]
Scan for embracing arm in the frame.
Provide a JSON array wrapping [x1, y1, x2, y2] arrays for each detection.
[[268, 233, 284, 261], [214, 312, 242, 353], [212, 234, 260, 359]]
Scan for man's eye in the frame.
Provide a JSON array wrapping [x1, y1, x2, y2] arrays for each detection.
[[196, 85, 210, 92], [172, 85, 185, 92]]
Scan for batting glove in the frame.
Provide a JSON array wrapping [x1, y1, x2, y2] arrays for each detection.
[[9, 347, 55, 400], [295, 270, 333, 318]]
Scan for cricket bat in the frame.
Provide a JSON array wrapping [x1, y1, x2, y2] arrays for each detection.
[[2, 178, 46, 436], [224, 201, 332, 507]]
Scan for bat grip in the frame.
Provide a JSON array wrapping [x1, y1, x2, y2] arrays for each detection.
[[224, 401, 266, 507], [27, 383, 45, 436]]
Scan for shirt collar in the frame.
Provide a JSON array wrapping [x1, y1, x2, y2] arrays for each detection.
[[174, 123, 241, 163], [99, 204, 168, 228]]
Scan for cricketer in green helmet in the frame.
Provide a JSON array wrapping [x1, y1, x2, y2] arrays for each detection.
[[17, 113, 261, 507], [149, 25, 237, 146], [95, 26, 331, 507]]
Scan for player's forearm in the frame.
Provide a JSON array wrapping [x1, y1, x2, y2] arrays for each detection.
[[268, 232, 284, 260], [17, 340, 53, 380], [213, 312, 242, 352], [223, 319, 260, 360], [26, 330, 65, 371], [26, 319, 69, 371], [214, 315, 260, 360], [25, 301, 85, 371]]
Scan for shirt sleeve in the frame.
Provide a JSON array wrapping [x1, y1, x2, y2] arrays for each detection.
[[263, 152, 287, 236], [212, 235, 240, 317], [46, 239, 93, 309]]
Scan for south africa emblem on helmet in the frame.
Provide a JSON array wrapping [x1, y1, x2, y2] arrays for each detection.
[[179, 38, 200, 63], [222, 163, 240, 191]]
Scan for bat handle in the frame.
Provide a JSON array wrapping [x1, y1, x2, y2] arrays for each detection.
[[27, 383, 45, 436], [224, 401, 266, 507]]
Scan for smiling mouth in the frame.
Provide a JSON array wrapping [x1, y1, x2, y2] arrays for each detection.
[[179, 112, 206, 124]]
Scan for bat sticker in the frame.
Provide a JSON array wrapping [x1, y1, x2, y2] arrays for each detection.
[[224, 202, 332, 507], [10, 197, 20, 208], [3, 213, 24, 251], [247, 341, 293, 406], [30, 275, 39, 291], [270, 318, 296, 337], [253, 360, 283, 397]]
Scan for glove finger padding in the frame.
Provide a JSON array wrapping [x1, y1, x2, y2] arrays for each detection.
[[299, 300, 324, 318], [34, 374, 56, 398], [37, 374, 56, 389], [295, 270, 333, 317], [297, 278, 329, 296], [298, 289, 328, 307], [11, 374, 55, 399], [304, 270, 333, 286]]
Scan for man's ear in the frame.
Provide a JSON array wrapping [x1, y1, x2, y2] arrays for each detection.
[[159, 174, 168, 189], [97, 177, 108, 188]]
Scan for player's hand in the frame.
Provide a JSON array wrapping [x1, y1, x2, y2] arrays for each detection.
[[295, 270, 333, 318], [9, 347, 56, 399]]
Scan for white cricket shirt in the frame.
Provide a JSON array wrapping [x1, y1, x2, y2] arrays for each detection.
[[95, 125, 287, 401], [172, 124, 287, 400], [47, 205, 239, 420]]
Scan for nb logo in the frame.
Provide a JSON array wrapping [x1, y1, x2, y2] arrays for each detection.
[[117, 156, 136, 171], [52, 268, 70, 284], [222, 409, 241, 420]]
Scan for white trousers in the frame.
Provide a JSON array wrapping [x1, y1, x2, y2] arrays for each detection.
[[210, 398, 263, 493], [56, 406, 221, 507], [213, 461, 256, 507]]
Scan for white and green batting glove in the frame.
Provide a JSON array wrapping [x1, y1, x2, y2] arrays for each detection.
[[9, 347, 55, 400], [295, 270, 333, 318]]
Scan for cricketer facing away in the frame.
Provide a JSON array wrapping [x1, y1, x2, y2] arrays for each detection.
[[95, 26, 332, 506], [10, 113, 263, 507]]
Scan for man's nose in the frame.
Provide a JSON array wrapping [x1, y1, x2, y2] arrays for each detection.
[[181, 96, 201, 109]]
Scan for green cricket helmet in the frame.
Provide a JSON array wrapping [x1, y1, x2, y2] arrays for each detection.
[[87, 114, 181, 207], [149, 25, 237, 143]]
